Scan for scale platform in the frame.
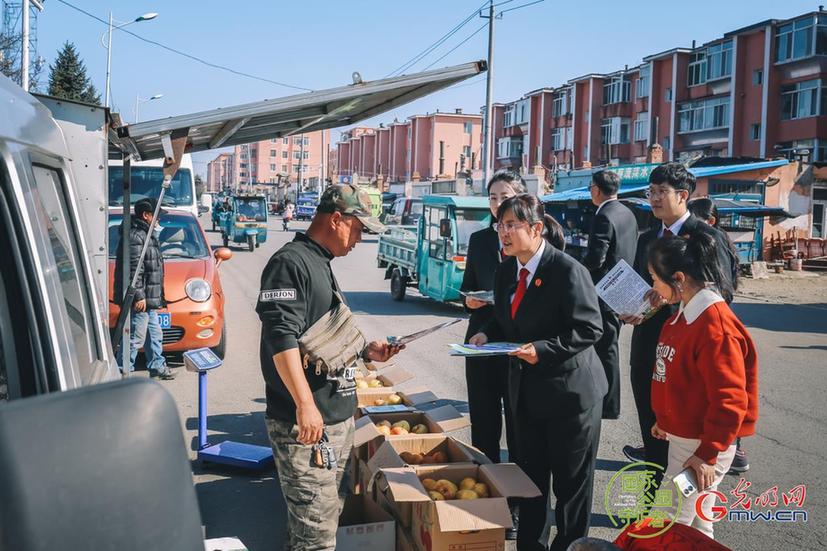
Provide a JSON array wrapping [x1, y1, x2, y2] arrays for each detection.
[[198, 441, 273, 470]]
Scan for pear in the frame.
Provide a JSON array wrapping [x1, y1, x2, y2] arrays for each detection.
[[456, 489, 479, 500], [368, 379, 383, 388], [473, 482, 490, 498], [391, 420, 411, 432], [387, 393, 403, 405], [411, 423, 428, 434], [421, 478, 438, 491], [428, 490, 445, 501], [459, 477, 477, 491], [435, 479, 458, 500]]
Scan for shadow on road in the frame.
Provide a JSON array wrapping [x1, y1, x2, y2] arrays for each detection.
[[731, 302, 827, 334], [780, 344, 827, 351], [345, 291, 466, 317], [186, 412, 270, 451]]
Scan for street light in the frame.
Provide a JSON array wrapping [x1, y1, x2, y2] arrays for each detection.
[[102, 11, 159, 108], [134, 93, 163, 123]]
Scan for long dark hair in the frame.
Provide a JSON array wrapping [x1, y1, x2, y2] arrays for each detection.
[[486, 169, 526, 194], [497, 194, 565, 251], [648, 231, 734, 302], [688, 197, 718, 226]]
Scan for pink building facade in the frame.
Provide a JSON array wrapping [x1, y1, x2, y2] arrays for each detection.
[[206, 153, 235, 193], [232, 129, 330, 190]]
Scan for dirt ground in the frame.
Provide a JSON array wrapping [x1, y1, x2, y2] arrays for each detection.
[[738, 270, 827, 305]]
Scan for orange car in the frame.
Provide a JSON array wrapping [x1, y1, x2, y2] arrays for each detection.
[[108, 209, 232, 358]]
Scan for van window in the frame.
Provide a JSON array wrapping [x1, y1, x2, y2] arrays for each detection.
[[109, 167, 194, 208], [31, 165, 99, 383], [454, 209, 490, 255]]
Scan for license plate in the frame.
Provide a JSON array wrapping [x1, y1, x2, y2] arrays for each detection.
[[157, 312, 171, 329]]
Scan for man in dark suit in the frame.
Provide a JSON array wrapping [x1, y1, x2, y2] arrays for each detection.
[[621, 163, 737, 477], [583, 170, 638, 420]]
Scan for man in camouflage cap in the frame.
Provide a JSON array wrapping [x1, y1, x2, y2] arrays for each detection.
[[256, 184, 398, 550]]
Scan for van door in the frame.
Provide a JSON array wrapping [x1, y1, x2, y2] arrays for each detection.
[[421, 205, 450, 300]]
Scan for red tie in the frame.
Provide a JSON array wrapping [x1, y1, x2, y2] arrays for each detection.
[[663, 228, 674, 237], [511, 268, 530, 319]]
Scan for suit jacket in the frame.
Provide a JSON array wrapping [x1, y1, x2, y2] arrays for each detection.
[[483, 243, 608, 419], [583, 200, 639, 286], [629, 214, 738, 368], [461, 226, 501, 340]]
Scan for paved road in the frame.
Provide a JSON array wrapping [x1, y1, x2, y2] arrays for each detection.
[[161, 217, 826, 550]]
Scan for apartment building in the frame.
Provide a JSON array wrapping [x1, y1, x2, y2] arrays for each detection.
[[231, 129, 330, 190], [493, 9, 827, 172], [206, 153, 235, 193], [336, 110, 482, 184]]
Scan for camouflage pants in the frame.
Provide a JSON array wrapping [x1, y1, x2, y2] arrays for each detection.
[[266, 416, 354, 551]]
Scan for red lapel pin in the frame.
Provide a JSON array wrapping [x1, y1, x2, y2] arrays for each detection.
[[534, 278, 542, 287]]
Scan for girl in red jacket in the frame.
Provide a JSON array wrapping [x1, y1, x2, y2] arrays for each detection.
[[647, 232, 758, 539]]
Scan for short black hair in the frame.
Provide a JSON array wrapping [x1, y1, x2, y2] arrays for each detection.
[[496, 194, 565, 250], [591, 170, 620, 196], [649, 162, 696, 195]]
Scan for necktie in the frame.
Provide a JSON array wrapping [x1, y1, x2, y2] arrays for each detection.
[[663, 227, 674, 237], [511, 268, 530, 319]]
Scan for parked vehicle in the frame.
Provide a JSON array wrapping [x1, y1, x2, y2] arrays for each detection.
[[109, 154, 199, 218], [384, 196, 424, 226], [218, 194, 268, 251], [107, 209, 231, 358], [295, 191, 320, 220], [377, 195, 490, 301], [199, 193, 212, 217], [380, 192, 398, 222]]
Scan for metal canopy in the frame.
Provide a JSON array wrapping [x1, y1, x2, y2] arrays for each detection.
[[110, 60, 486, 161]]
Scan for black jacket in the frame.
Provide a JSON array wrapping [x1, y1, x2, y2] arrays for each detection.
[[483, 243, 608, 419], [583, 200, 638, 286], [629, 214, 738, 368], [114, 218, 166, 309], [460, 225, 501, 340]]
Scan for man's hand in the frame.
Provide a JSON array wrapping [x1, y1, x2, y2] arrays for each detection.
[[296, 401, 324, 445], [134, 299, 147, 312], [683, 454, 717, 491], [468, 332, 488, 346], [364, 341, 404, 362], [651, 422, 668, 440], [465, 297, 488, 310], [509, 343, 539, 365]]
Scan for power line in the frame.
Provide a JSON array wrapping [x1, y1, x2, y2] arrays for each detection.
[[423, 22, 488, 72], [500, 0, 545, 15], [52, 0, 313, 92]]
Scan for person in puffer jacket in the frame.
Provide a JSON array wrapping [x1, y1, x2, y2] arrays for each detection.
[[114, 198, 174, 380]]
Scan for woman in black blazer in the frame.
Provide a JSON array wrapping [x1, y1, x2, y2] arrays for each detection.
[[469, 194, 607, 551], [461, 170, 525, 466]]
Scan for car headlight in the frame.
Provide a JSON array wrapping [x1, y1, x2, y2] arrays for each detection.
[[185, 278, 212, 302]]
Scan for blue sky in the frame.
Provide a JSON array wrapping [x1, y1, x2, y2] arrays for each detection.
[[33, 0, 819, 176]]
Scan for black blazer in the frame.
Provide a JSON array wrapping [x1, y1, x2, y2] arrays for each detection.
[[483, 243, 608, 419], [583, 200, 639, 285], [629, 214, 738, 368], [461, 226, 501, 340]]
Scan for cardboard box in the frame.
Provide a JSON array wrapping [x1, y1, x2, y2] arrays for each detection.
[[356, 386, 440, 413], [368, 435, 489, 473], [336, 494, 395, 551], [355, 364, 414, 397], [373, 463, 540, 545], [366, 406, 469, 439]]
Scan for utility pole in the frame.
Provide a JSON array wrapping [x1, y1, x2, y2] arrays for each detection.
[[480, 0, 497, 186], [21, 0, 29, 91], [297, 133, 305, 198]]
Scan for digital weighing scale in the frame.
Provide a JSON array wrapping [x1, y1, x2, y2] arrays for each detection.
[[184, 348, 274, 470]]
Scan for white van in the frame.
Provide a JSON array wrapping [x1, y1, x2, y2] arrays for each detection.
[[109, 153, 198, 218]]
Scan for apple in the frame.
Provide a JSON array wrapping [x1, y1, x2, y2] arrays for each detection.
[[421, 478, 438, 491], [391, 420, 411, 432], [376, 420, 392, 428], [435, 479, 458, 500], [428, 490, 445, 501], [368, 379, 383, 388], [411, 423, 428, 434], [459, 477, 477, 491], [430, 451, 447, 463], [456, 489, 479, 500], [376, 425, 391, 436], [387, 393, 403, 405], [373, 398, 387, 406], [473, 482, 490, 498], [390, 426, 409, 435], [356, 380, 369, 390]]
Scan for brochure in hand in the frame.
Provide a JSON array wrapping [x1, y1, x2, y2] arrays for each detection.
[[594, 259, 657, 318], [387, 318, 463, 346], [460, 290, 495, 304], [449, 342, 523, 357]]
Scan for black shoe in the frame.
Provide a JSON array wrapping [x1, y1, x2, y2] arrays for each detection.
[[728, 448, 749, 475], [623, 445, 646, 463], [157, 370, 176, 380], [506, 508, 518, 541]]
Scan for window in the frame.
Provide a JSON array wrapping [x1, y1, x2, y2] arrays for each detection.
[[634, 112, 649, 142], [497, 137, 522, 158], [551, 128, 563, 151], [282, 150, 288, 158], [270, 164, 277, 171], [663, 137, 671, 151], [292, 164, 301, 172], [750, 123, 761, 141], [30, 165, 99, 381], [780, 79, 820, 120], [753, 69, 763, 85], [707, 41, 733, 81], [503, 105, 516, 127], [293, 151, 302, 160], [239, 171, 246, 178], [463, 122, 473, 134], [282, 164, 288, 172], [603, 77, 631, 104], [600, 117, 630, 145], [776, 18, 816, 62], [678, 97, 730, 132], [709, 179, 764, 195], [282, 137, 289, 144], [269, 150, 276, 157], [462, 145, 472, 158], [303, 152, 309, 159], [240, 162, 248, 169], [515, 100, 529, 125], [637, 65, 650, 98], [687, 51, 707, 86], [665, 87, 673, 101], [552, 91, 568, 116]]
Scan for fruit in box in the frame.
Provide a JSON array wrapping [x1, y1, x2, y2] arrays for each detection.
[[387, 393, 403, 405], [421, 478, 438, 491], [356, 380, 369, 390], [434, 480, 458, 500], [459, 477, 476, 491], [425, 478, 491, 500], [400, 451, 423, 465], [390, 426, 409, 435], [456, 489, 479, 500], [391, 420, 410, 432], [473, 482, 490, 498], [428, 490, 445, 501], [376, 420, 392, 428], [373, 398, 387, 406], [376, 425, 392, 436], [368, 379, 383, 388], [411, 423, 428, 434]]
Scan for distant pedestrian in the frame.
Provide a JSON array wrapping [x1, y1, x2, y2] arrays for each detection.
[[114, 198, 174, 380], [282, 200, 294, 231], [583, 169, 638, 419], [648, 232, 758, 539]]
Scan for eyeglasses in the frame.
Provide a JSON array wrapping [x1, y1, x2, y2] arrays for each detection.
[[646, 188, 682, 199], [494, 221, 529, 234]]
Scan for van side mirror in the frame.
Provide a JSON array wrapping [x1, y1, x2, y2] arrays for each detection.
[[439, 218, 451, 238], [214, 247, 233, 267]]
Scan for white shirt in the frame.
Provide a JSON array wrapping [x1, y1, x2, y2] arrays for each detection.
[[595, 197, 617, 216], [659, 210, 691, 237], [511, 240, 545, 303], [670, 287, 724, 325]]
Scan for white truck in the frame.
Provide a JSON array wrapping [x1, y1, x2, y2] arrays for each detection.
[[109, 153, 199, 217]]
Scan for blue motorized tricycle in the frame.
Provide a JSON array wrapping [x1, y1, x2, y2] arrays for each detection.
[[219, 194, 268, 251]]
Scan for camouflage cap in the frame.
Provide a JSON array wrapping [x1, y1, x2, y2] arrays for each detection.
[[317, 184, 386, 233]]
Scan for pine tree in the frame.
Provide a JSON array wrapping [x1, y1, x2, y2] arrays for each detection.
[[47, 41, 100, 105]]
